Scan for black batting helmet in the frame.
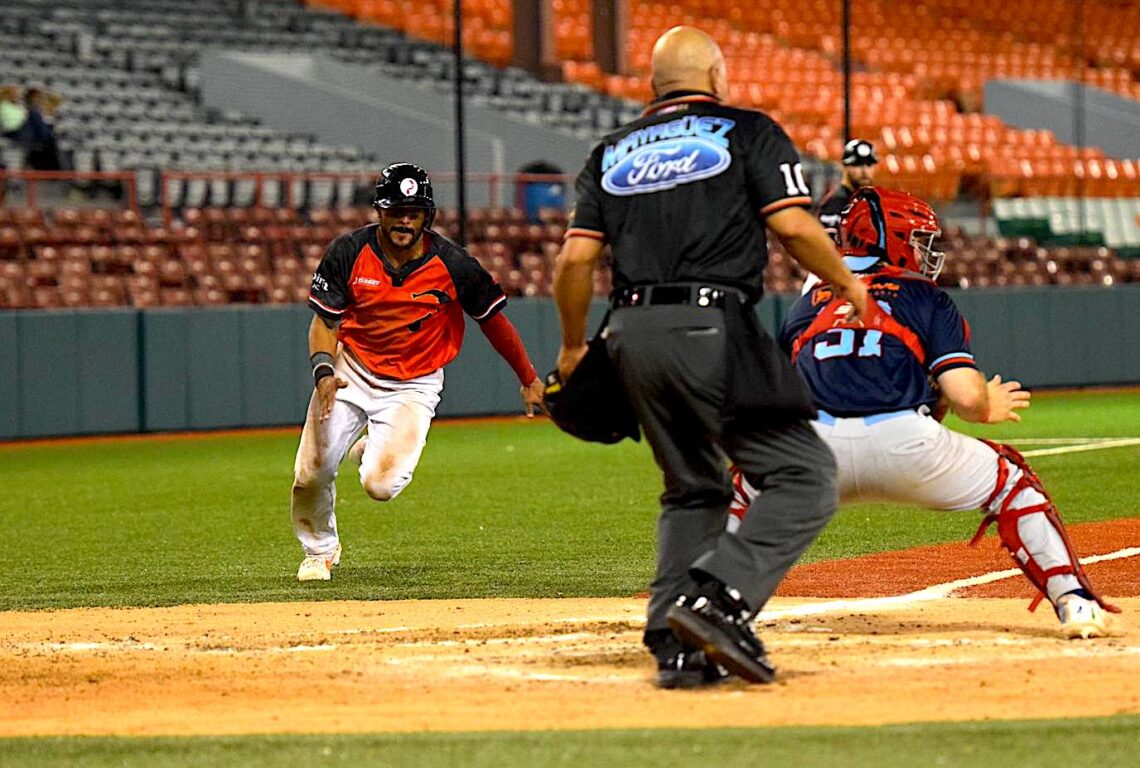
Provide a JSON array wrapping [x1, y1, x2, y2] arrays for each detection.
[[842, 139, 878, 167], [372, 162, 436, 227]]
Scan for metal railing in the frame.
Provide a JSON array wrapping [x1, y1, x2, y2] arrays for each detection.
[[0, 170, 139, 211]]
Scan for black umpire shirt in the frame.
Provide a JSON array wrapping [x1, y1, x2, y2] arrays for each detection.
[[815, 183, 855, 245], [567, 90, 813, 302]]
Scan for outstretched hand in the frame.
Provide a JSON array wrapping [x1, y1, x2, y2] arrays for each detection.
[[520, 378, 546, 417], [984, 374, 1031, 423], [316, 375, 348, 422]]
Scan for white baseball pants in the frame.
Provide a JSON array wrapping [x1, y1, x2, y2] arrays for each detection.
[[732, 408, 1081, 603], [290, 353, 443, 559]]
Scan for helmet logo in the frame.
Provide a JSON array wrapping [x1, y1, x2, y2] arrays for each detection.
[[400, 178, 419, 197]]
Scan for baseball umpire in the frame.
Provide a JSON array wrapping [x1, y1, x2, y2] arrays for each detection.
[[291, 162, 545, 581], [816, 138, 879, 244], [552, 26, 869, 688]]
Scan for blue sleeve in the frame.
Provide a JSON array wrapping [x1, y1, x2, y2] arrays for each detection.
[[923, 289, 976, 377]]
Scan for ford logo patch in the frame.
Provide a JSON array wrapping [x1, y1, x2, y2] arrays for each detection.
[[601, 138, 732, 196]]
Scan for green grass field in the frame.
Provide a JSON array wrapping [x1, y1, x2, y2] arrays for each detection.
[[2, 389, 1138, 765], [4, 717, 1140, 768], [3, 389, 1137, 611]]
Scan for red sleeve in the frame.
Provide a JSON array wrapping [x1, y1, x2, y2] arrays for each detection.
[[478, 312, 538, 386]]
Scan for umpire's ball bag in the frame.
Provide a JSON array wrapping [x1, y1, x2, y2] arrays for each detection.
[[543, 315, 640, 445]]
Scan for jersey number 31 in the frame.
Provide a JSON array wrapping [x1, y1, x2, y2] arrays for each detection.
[[813, 329, 883, 360]]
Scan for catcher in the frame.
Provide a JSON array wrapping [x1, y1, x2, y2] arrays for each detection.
[[729, 187, 1119, 639]]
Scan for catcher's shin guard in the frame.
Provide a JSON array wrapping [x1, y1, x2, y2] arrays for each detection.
[[727, 465, 755, 531], [969, 441, 1119, 614]]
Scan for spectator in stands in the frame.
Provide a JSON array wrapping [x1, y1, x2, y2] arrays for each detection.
[[21, 87, 63, 171], [1, 84, 29, 143], [816, 139, 879, 244]]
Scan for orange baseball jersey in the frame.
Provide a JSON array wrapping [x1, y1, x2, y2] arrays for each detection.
[[308, 226, 506, 380]]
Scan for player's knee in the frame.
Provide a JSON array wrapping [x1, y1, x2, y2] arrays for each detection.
[[360, 472, 408, 502], [985, 442, 1048, 515], [293, 463, 335, 492], [362, 480, 396, 502]]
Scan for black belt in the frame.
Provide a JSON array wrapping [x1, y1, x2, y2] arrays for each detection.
[[612, 283, 745, 309]]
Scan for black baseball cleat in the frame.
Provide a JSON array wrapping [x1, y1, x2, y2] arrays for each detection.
[[646, 628, 729, 689], [656, 646, 730, 689], [666, 592, 776, 684]]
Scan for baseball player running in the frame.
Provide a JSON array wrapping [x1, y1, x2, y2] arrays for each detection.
[[729, 187, 1119, 639], [292, 162, 545, 581]]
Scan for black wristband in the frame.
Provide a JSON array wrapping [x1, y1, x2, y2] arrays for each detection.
[[311, 351, 336, 386]]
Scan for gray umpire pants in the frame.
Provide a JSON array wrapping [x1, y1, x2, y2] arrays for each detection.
[[606, 304, 838, 632]]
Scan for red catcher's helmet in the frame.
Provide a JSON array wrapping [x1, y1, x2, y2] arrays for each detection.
[[840, 187, 945, 279]]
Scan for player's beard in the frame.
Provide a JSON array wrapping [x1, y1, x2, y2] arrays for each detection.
[[850, 168, 876, 188], [382, 224, 423, 254]]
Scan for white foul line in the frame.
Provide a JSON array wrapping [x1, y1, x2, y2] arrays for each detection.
[[1020, 438, 1140, 458], [1006, 437, 1135, 445], [756, 546, 1140, 622]]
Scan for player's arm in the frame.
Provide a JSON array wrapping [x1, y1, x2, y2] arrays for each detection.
[[554, 150, 608, 381], [553, 234, 605, 380], [476, 312, 544, 417], [767, 206, 868, 318], [308, 314, 347, 423], [309, 313, 339, 358], [445, 248, 544, 415], [745, 126, 868, 319], [935, 369, 1030, 424], [923, 289, 1028, 424], [307, 234, 354, 422]]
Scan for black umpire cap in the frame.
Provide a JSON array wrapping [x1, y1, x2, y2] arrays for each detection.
[[842, 139, 878, 166]]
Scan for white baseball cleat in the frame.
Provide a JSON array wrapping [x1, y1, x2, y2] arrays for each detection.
[[296, 543, 342, 582], [1056, 593, 1110, 639]]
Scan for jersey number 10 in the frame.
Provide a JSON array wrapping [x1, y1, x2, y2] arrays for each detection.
[[778, 162, 811, 196], [813, 329, 883, 360]]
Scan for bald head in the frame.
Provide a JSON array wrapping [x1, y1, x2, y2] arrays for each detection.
[[650, 26, 727, 99]]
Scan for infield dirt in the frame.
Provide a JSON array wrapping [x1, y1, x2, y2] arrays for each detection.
[[2, 520, 1137, 736]]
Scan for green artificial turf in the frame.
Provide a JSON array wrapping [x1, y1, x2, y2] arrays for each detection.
[[3, 716, 1139, 768], [2, 390, 1137, 611]]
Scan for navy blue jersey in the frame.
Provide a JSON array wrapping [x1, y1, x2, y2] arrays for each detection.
[[779, 266, 976, 416]]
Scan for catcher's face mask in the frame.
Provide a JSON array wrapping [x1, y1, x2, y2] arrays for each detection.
[[910, 228, 945, 280]]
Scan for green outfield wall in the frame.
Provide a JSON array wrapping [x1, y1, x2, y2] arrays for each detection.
[[2, 285, 1138, 440]]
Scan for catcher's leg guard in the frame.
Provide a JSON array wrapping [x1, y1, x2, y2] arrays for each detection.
[[726, 465, 755, 533], [969, 441, 1119, 614]]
